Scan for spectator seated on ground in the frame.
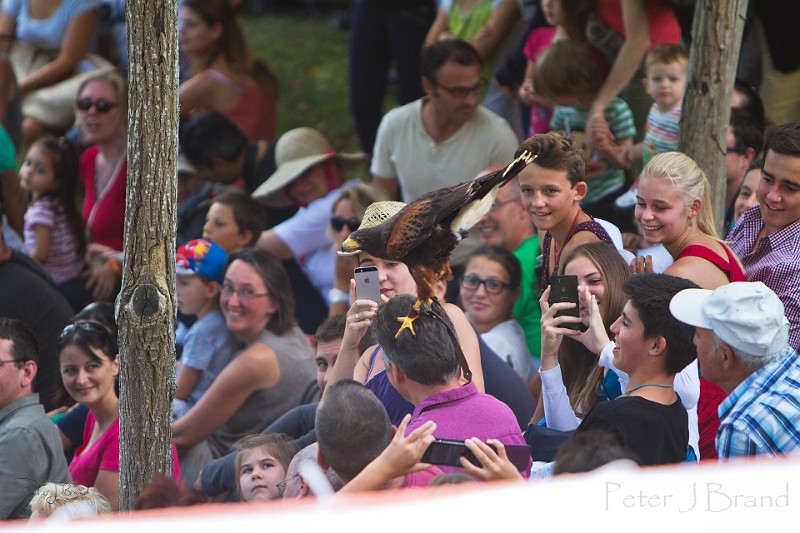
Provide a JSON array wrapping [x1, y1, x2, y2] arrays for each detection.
[[671, 282, 800, 459], [316, 379, 442, 490], [0, 318, 71, 520], [575, 273, 697, 466], [198, 314, 345, 501], [372, 294, 531, 476]]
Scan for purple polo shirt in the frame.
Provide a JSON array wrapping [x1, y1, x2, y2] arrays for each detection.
[[406, 382, 532, 477]]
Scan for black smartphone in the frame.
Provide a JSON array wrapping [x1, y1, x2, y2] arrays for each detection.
[[421, 439, 531, 471], [354, 266, 381, 304], [549, 274, 587, 332]]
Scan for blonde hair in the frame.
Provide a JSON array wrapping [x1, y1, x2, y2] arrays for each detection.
[[640, 152, 719, 239], [29, 483, 111, 518]]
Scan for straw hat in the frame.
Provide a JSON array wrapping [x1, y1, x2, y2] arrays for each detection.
[[358, 201, 407, 230], [252, 127, 368, 206]]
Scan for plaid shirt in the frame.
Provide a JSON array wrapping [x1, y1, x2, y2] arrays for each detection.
[[729, 207, 800, 350], [717, 348, 800, 459]]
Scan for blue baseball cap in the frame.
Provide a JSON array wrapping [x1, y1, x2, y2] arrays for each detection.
[[176, 239, 227, 283]]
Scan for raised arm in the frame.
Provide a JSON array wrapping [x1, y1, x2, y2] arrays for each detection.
[[471, 0, 520, 60]]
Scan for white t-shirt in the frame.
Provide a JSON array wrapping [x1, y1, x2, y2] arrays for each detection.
[[481, 319, 538, 384], [371, 98, 518, 202]]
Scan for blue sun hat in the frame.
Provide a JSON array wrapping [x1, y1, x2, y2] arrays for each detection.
[[175, 239, 227, 283]]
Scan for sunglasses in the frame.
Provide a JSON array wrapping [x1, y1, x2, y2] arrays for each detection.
[[59, 321, 114, 343], [330, 215, 360, 232], [76, 98, 119, 113]]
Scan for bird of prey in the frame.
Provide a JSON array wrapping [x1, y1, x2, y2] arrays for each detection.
[[340, 150, 535, 336]]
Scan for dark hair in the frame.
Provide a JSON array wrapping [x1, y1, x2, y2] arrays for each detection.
[[732, 79, 766, 132], [315, 380, 392, 482], [57, 321, 118, 366], [28, 136, 86, 256], [373, 295, 460, 385], [0, 317, 39, 366], [225, 248, 296, 335], [729, 107, 764, 155], [179, 112, 248, 167], [561, 0, 597, 41], [533, 39, 602, 100], [212, 190, 265, 247], [746, 157, 764, 174], [622, 274, 698, 375], [134, 475, 208, 510], [763, 122, 800, 159], [465, 245, 522, 290], [182, 0, 279, 96], [71, 302, 117, 340], [314, 314, 346, 348], [558, 243, 631, 415], [554, 428, 640, 475], [515, 131, 586, 186], [421, 38, 482, 85]]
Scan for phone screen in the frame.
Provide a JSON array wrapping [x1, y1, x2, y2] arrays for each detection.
[[549, 275, 586, 332], [354, 266, 381, 304]]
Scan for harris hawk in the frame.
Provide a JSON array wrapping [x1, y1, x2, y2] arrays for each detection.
[[340, 150, 535, 337]]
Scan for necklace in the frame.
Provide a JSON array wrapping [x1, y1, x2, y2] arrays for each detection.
[[552, 208, 583, 273], [623, 382, 674, 396]]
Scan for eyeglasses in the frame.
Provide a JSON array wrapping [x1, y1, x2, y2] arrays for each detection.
[[76, 98, 119, 113], [436, 78, 486, 99], [275, 473, 300, 498], [330, 216, 361, 232], [726, 146, 747, 155], [221, 283, 269, 301], [461, 275, 512, 294], [488, 197, 520, 212], [59, 321, 114, 343], [0, 358, 22, 366]]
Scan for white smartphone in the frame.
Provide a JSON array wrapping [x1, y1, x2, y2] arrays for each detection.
[[354, 266, 381, 304]]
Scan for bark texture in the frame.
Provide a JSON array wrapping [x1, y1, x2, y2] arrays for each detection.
[[118, 0, 179, 511], [678, 0, 749, 234]]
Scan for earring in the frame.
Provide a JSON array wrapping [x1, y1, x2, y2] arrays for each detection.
[[688, 218, 694, 227]]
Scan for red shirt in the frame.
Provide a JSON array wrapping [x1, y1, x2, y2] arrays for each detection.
[[81, 146, 127, 251]]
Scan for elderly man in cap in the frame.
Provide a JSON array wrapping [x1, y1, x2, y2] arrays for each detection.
[[670, 282, 800, 459]]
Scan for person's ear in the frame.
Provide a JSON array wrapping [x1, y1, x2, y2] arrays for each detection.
[[718, 343, 735, 370], [236, 229, 254, 249], [574, 181, 588, 202], [19, 360, 36, 389], [111, 355, 120, 378], [422, 76, 434, 96], [298, 475, 310, 498], [649, 336, 667, 357], [206, 280, 220, 298], [743, 147, 756, 167], [688, 197, 702, 220]]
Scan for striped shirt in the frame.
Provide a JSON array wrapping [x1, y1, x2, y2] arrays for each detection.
[[716, 348, 800, 459], [550, 98, 636, 204], [643, 103, 681, 160], [729, 206, 800, 350], [23, 196, 83, 284]]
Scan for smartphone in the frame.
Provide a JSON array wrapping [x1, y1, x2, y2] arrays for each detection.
[[549, 275, 587, 332], [421, 439, 531, 471], [354, 266, 381, 304]]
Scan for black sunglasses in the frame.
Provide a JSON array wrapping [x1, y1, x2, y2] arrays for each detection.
[[330, 215, 360, 232], [76, 98, 119, 113], [59, 321, 114, 343]]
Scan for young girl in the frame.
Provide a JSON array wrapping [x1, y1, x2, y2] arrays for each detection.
[[519, 0, 596, 136], [235, 434, 299, 502], [20, 136, 85, 288]]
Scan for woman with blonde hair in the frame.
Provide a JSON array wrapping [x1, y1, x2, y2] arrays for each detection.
[[179, 0, 278, 140], [29, 483, 110, 519], [633, 151, 746, 288]]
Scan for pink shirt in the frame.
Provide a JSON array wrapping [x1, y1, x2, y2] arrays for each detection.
[[598, 0, 681, 51]]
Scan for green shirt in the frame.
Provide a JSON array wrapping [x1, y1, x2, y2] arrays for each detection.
[[513, 236, 542, 363]]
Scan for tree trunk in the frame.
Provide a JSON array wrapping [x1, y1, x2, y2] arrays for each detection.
[[678, 0, 749, 234], [118, 0, 179, 511]]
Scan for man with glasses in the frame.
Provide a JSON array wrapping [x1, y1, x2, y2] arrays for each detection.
[[0, 318, 71, 520], [474, 174, 541, 359], [371, 39, 517, 205]]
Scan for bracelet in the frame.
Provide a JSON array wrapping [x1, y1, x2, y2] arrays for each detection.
[[106, 257, 122, 278]]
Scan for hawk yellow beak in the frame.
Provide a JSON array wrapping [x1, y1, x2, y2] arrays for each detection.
[[338, 237, 361, 257]]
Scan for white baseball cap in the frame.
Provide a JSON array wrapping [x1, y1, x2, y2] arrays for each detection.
[[669, 282, 789, 356]]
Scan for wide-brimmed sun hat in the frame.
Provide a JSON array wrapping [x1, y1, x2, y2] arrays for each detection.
[[251, 127, 367, 206], [357, 201, 407, 230]]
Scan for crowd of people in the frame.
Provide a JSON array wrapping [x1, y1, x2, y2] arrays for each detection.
[[1, 0, 799, 522]]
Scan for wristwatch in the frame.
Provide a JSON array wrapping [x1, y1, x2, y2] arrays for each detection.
[[328, 288, 350, 305]]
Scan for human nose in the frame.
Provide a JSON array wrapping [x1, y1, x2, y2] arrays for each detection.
[[610, 316, 621, 336], [76, 369, 90, 385]]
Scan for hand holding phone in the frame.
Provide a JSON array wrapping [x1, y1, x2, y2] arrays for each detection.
[[354, 266, 381, 304], [549, 275, 588, 332], [421, 438, 531, 472]]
